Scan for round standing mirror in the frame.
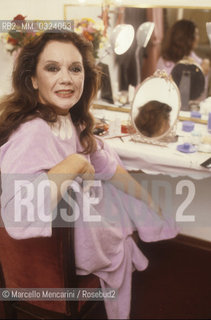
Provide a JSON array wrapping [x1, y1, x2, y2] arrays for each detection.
[[131, 71, 181, 143]]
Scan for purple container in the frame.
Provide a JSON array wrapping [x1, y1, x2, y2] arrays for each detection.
[[191, 111, 201, 119], [182, 121, 195, 132], [177, 143, 196, 153]]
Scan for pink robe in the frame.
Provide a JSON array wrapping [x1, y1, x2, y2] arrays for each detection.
[[156, 51, 202, 75], [0, 117, 178, 319]]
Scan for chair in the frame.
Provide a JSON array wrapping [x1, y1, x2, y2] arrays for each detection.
[[0, 192, 103, 319]]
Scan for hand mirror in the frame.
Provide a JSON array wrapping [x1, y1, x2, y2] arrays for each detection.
[[130, 71, 181, 144]]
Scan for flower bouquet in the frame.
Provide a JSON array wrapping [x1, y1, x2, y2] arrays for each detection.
[[1, 14, 41, 54], [75, 18, 106, 58], [1, 14, 107, 59]]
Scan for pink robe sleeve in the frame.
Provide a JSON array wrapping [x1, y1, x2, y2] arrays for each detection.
[[90, 138, 123, 181], [0, 118, 58, 239]]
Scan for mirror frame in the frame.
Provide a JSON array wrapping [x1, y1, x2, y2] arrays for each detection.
[[118, 1, 211, 9], [64, 0, 211, 14], [130, 70, 181, 144]]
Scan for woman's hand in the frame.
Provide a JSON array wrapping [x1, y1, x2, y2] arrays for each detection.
[[48, 153, 95, 177], [47, 153, 95, 208]]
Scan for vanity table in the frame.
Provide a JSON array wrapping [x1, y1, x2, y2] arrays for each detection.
[[92, 102, 211, 176], [92, 101, 211, 243]]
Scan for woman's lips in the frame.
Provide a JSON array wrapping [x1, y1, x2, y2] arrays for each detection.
[[55, 90, 74, 98]]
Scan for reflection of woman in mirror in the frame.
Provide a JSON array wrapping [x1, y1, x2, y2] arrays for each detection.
[[156, 19, 210, 98], [134, 100, 172, 137]]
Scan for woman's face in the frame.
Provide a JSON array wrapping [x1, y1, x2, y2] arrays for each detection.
[[31, 40, 85, 115]]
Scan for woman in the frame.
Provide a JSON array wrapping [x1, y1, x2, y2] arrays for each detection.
[[157, 19, 210, 99], [0, 30, 178, 319]]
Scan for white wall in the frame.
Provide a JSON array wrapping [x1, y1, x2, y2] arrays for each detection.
[[0, 0, 68, 20], [0, 0, 111, 20]]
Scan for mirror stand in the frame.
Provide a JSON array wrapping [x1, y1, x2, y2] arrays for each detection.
[[130, 70, 181, 146], [131, 133, 169, 147], [130, 123, 178, 146]]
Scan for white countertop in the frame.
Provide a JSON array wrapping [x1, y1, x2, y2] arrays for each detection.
[[92, 107, 211, 179]]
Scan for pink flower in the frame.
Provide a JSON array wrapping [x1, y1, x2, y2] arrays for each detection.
[[87, 25, 96, 33]]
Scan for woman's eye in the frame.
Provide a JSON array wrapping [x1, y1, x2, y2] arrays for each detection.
[[70, 66, 82, 73], [46, 65, 59, 72]]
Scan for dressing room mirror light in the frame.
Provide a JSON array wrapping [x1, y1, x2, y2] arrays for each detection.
[[130, 70, 181, 144], [110, 23, 135, 55], [136, 21, 155, 48], [97, 23, 134, 63]]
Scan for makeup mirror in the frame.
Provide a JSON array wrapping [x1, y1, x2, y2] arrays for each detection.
[[130, 70, 181, 144]]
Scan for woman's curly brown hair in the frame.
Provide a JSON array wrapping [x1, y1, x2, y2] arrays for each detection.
[[0, 30, 101, 153]]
